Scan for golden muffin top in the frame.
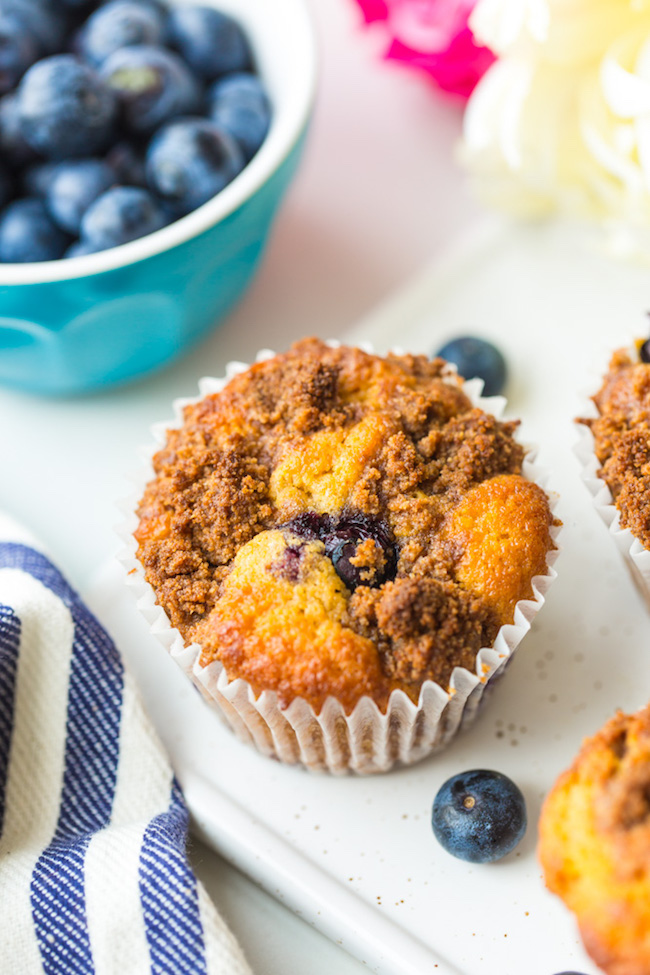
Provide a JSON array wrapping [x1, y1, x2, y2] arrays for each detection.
[[135, 339, 555, 713], [581, 345, 650, 549], [539, 705, 650, 975]]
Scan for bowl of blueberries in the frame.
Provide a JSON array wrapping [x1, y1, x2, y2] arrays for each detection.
[[0, 0, 316, 394]]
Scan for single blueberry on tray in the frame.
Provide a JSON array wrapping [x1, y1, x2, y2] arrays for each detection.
[[100, 44, 201, 135], [17, 55, 117, 159], [80, 184, 168, 249], [0, 197, 70, 263], [208, 71, 271, 162], [167, 5, 251, 80], [431, 769, 527, 863], [435, 335, 507, 397], [76, 0, 168, 68], [145, 116, 245, 214]]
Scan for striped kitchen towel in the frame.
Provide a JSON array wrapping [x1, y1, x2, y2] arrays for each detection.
[[0, 514, 252, 975]]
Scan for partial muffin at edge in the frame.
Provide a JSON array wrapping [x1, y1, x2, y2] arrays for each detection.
[[580, 344, 650, 550], [539, 705, 650, 975]]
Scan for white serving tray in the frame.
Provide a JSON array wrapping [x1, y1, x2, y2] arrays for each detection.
[[87, 217, 650, 975]]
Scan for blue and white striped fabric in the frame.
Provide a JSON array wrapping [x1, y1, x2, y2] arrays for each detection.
[[0, 516, 252, 975]]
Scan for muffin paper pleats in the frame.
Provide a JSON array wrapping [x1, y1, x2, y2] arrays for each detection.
[[575, 420, 650, 610], [119, 345, 560, 775]]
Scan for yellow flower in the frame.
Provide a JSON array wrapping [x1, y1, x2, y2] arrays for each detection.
[[462, 0, 650, 255]]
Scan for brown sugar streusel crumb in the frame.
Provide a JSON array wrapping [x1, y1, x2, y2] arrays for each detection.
[[135, 338, 556, 714], [579, 345, 650, 550]]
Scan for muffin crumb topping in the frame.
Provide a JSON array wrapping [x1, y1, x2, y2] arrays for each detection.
[[136, 338, 555, 712]]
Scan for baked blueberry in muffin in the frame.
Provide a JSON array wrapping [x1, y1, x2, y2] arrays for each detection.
[[135, 339, 556, 715]]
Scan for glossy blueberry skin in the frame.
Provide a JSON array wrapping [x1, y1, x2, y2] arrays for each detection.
[[0, 91, 38, 166], [208, 72, 270, 162], [17, 55, 117, 159], [145, 116, 244, 215], [167, 5, 251, 80], [0, 10, 39, 96], [76, 1, 167, 67], [432, 769, 527, 863], [435, 335, 507, 397], [22, 160, 59, 198], [0, 0, 66, 55], [100, 44, 201, 134], [0, 197, 70, 262], [45, 158, 115, 234], [64, 237, 102, 258], [105, 139, 146, 186], [80, 184, 167, 250]]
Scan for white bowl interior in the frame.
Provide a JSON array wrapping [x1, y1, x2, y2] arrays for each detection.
[[0, 0, 317, 285]]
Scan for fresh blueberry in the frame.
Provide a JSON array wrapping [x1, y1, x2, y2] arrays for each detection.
[[324, 516, 396, 590], [431, 769, 527, 863], [105, 139, 146, 186], [17, 55, 117, 159], [0, 160, 13, 208], [0, 0, 66, 55], [80, 184, 167, 249], [0, 92, 38, 166], [145, 116, 244, 215], [45, 158, 115, 234], [76, 0, 167, 67], [0, 197, 69, 262], [208, 71, 270, 162], [22, 160, 60, 197], [167, 5, 251, 80], [434, 336, 507, 397], [640, 337, 650, 364], [64, 237, 102, 258], [100, 44, 201, 134], [0, 10, 39, 95]]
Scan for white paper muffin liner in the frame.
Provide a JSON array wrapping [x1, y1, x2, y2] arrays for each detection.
[[118, 343, 560, 774], [576, 371, 650, 609]]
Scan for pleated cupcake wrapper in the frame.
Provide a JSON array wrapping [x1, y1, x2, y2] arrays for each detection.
[[118, 344, 560, 774], [575, 418, 650, 610]]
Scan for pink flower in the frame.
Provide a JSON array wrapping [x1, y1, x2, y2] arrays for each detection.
[[355, 0, 495, 99]]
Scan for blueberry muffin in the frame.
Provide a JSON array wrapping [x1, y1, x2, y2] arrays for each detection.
[[579, 344, 650, 550], [539, 705, 650, 975], [134, 340, 555, 729]]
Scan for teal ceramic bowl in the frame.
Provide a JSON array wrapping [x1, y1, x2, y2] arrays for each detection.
[[0, 0, 316, 395]]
